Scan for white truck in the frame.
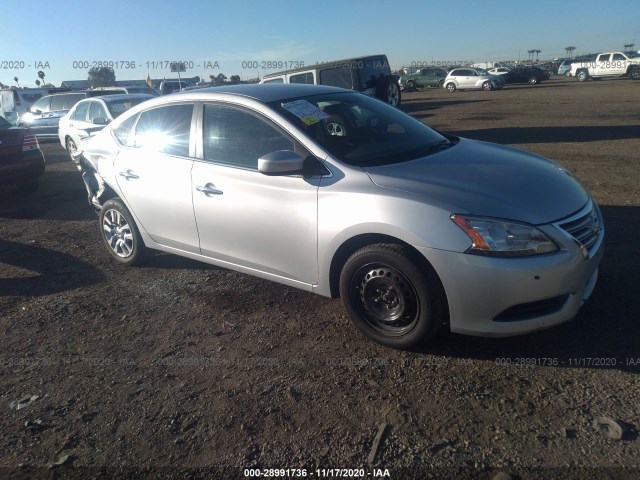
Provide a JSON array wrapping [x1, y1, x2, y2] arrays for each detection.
[[570, 52, 640, 81]]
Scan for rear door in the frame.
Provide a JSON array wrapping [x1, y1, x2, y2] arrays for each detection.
[[113, 103, 200, 253]]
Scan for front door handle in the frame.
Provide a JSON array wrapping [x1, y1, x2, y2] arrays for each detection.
[[119, 169, 139, 180], [196, 183, 223, 195]]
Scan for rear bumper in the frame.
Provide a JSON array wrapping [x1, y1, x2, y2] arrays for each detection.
[[0, 150, 45, 185]]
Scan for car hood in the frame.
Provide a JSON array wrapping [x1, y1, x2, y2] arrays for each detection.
[[364, 138, 589, 225]]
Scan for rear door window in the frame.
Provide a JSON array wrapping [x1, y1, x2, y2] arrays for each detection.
[[133, 104, 193, 156], [72, 102, 90, 121]]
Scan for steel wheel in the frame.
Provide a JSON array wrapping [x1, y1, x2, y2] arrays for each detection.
[[99, 198, 146, 265], [353, 263, 419, 336], [339, 243, 444, 349]]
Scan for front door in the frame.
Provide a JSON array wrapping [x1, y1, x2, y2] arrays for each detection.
[[192, 103, 319, 287]]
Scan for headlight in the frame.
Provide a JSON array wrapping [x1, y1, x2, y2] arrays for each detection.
[[451, 214, 558, 257]]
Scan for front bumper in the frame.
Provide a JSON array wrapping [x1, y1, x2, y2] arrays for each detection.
[[417, 202, 604, 337]]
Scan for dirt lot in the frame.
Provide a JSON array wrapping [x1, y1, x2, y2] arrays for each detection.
[[1, 77, 639, 480]]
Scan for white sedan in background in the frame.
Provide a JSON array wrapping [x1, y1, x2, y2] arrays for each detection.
[[59, 93, 153, 159], [488, 67, 511, 75]]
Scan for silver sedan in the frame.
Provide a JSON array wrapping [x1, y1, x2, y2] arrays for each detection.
[[75, 84, 604, 349]]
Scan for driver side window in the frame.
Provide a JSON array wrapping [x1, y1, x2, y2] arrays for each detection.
[[202, 104, 293, 169]]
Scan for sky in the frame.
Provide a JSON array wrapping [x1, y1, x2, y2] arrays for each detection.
[[2, 0, 639, 88]]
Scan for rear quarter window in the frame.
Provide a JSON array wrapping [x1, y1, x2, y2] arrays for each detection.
[[319, 66, 352, 89]]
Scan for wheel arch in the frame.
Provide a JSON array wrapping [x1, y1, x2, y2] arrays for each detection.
[[328, 233, 448, 308]]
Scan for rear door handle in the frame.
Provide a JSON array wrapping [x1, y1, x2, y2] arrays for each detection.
[[119, 170, 139, 180], [196, 183, 223, 195]]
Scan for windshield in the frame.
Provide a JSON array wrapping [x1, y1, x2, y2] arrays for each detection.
[[271, 92, 450, 167]]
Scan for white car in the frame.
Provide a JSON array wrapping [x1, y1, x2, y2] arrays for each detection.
[[443, 68, 504, 92], [58, 94, 152, 159], [488, 67, 511, 75]]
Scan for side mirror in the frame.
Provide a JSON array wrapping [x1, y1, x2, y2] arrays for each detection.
[[258, 150, 305, 176]]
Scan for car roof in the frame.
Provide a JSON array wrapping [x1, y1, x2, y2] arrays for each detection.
[[172, 83, 354, 103], [78, 93, 154, 102]]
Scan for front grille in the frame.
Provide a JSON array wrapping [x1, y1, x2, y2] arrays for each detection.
[[557, 204, 602, 256]]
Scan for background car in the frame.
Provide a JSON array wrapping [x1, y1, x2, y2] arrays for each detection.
[[92, 86, 159, 97], [557, 60, 574, 76], [0, 116, 45, 192], [58, 93, 153, 159], [260, 54, 401, 107], [398, 67, 447, 91], [487, 67, 511, 75], [503, 66, 550, 85], [443, 68, 503, 92], [75, 83, 603, 349], [19, 90, 123, 137], [0, 87, 71, 125]]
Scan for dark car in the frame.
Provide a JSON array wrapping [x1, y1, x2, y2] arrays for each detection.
[[0, 116, 45, 192], [260, 54, 401, 107], [503, 66, 550, 85]]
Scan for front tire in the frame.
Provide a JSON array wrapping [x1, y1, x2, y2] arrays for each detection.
[[630, 67, 640, 80], [482, 81, 493, 91], [339, 244, 443, 349], [99, 198, 146, 265], [406, 80, 416, 92], [528, 76, 538, 85]]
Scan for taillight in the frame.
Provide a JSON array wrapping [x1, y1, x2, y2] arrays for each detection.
[[22, 131, 39, 152]]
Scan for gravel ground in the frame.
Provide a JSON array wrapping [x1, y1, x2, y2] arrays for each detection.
[[1, 76, 639, 480]]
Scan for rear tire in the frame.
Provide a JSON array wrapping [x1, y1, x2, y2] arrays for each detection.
[[630, 67, 640, 80], [99, 198, 146, 265], [339, 243, 444, 349], [577, 70, 589, 82], [482, 81, 493, 91], [446, 82, 456, 92], [528, 76, 538, 85], [65, 137, 78, 161]]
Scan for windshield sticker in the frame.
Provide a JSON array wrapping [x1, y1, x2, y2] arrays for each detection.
[[281, 100, 330, 125]]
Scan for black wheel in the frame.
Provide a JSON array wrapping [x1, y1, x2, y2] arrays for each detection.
[[564, 70, 571, 77], [339, 244, 444, 349], [629, 67, 640, 80], [406, 80, 416, 92], [577, 70, 588, 82], [445, 82, 456, 93], [482, 81, 493, 91], [99, 198, 146, 265], [528, 76, 538, 85], [438, 79, 445, 88], [375, 77, 401, 107], [65, 137, 78, 161]]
